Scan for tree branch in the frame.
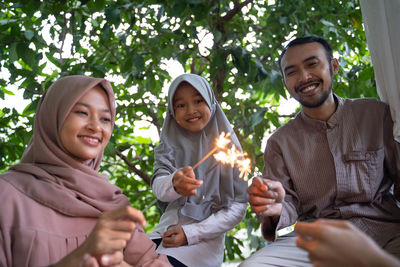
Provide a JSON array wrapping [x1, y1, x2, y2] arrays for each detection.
[[221, 0, 254, 22], [59, 12, 68, 66], [115, 149, 151, 185], [140, 96, 162, 137]]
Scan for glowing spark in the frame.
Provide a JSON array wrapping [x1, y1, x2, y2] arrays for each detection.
[[192, 131, 252, 180], [192, 132, 231, 170], [213, 144, 251, 181]]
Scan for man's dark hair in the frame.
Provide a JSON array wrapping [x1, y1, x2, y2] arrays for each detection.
[[278, 36, 334, 74]]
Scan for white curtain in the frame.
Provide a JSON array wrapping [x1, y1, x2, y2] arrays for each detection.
[[360, 0, 400, 143]]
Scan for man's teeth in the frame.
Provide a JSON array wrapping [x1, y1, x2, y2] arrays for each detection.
[[302, 85, 317, 93]]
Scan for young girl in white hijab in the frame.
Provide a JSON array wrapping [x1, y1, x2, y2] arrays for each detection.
[[149, 74, 248, 266]]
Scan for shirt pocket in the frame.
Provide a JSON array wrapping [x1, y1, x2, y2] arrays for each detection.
[[343, 148, 385, 201]]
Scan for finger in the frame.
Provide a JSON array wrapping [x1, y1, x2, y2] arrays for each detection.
[[251, 177, 266, 189], [123, 206, 147, 227], [250, 205, 268, 214], [98, 239, 129, 253], [264, 180, 285, 196], [296, 235, 314, 251], [182, 176, 203, 186], [316, 219, 353, 230], [295, 220, 350, 242], [247, 184, 268, 197], [100, 251, 124, 266], [248, 179, 269, 196], [104, 206, 146, 227], [181, 166, 195, 178], [162, 236, 179, 247], [98, 220, 137, 233], [105, 229, 133, 241], [162, 228, 179, 237], [263, 179, 280, 190], [162, 235, 174, 245], [80, 254, 99, 267], [294, 221, 321, 239], [248, 194, 277, 206], [162, 240, 177, 247]]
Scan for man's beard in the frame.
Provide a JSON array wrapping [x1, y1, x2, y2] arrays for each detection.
[[297, 64, 334, 108], [298, 85, 332, 108]]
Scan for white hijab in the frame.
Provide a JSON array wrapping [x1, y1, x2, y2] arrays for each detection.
[[153, 74, 248, 221]]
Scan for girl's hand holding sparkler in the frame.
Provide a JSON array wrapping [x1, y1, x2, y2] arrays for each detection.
[[247, 176, 285, 219], [173, 166, 203, 196]]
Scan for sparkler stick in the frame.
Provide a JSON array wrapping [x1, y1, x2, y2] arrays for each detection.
[[192, 146, 219, 169]]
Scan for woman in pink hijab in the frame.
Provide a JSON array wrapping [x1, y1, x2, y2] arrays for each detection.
[[0, 76, 170, 267]]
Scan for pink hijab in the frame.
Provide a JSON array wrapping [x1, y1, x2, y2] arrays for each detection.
[[3, 75, 129, 217]]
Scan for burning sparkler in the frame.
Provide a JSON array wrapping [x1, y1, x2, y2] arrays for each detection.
[[192, 132, 231, 169], [192, 132, 251, 180], [214, 145, 251, 180]]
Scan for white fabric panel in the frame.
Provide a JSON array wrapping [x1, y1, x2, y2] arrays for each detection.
[[360, 0, 400, 142]]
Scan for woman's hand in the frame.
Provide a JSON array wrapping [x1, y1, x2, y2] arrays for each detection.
[[79, 254, 132, 267], [295, 220, 400, 267], [55, 206, 146, 267], [173, 166, 202, 196], [161, 226, 188, 247], [247, 177, 284, 218]]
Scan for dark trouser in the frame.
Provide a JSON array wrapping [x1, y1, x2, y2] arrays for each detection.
[[153, 238, 188, 267]]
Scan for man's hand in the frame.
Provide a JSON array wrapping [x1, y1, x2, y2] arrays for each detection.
[[173, 166, 203, 196], [247, 177, 285, 218], [161, 227, 188, 248]]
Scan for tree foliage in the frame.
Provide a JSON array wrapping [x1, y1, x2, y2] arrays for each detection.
[[0, 0, 376, 262]]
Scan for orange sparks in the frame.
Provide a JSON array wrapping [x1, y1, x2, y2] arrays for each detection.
[[214, 145, 251, 181], [192, 132, 232, 170], [192, 131, 251, 180], [216, 132, 231, 148]]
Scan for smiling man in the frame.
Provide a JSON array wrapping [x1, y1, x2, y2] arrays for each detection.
[[240, 36, 400, 266]]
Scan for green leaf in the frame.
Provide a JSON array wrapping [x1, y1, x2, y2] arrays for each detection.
[[1, 87, 15, 96], [22, 98, 39, 115], [320, 19, 335, 27], [9, 43, 18, 62], [185, 0, 203, 4], [267, 112, 281, 128], [214, 31, 222, 43], [250, 108, 267, 128], [0, 19, 18, 26], [87, 0, 106, 12], [132, 54, 145, 72], [17, 44, 36, 68]]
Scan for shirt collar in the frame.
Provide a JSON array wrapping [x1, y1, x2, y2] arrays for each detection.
[[299, 94, 345, 130]]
